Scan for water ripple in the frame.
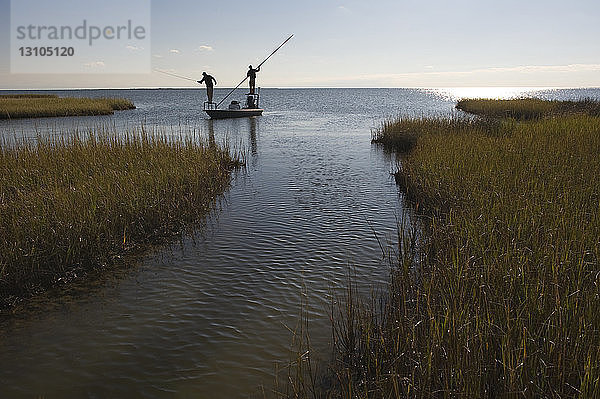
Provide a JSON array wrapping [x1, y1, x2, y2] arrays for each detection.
[[3, 88, 594, 398]]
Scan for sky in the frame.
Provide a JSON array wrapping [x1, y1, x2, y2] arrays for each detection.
[[1, 0, 599, 89]]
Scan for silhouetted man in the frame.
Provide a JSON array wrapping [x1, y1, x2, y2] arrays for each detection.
[[247, 65, 260, 94], [198, 72, 217, 103]]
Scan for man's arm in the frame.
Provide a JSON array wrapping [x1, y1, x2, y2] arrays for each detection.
[[198, 77, 205, 84], [212, 77, 217, 85]]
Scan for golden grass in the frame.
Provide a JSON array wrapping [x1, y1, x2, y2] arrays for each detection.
[[0, 94, 58, 99], [0, 95, 135, 119], [0, 129, 240, 307], [457, 97, 600, 120], [319, 104, 600, 396]]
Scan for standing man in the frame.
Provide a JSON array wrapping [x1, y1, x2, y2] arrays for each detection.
[[198, 72, 217, 103], [247, 65, 260, 94]]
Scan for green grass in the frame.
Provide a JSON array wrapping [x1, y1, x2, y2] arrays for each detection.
[[0, 94, 136, 119], [0, 129, 241, 307], [456, 97, 600, 120], [311, 101, 600, 397]]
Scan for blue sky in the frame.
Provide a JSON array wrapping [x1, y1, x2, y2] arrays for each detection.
[[1, 0, 599, 88]]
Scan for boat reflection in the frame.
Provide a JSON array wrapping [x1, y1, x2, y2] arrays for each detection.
[[202, 117, 259, 166], [249, 117, 257, 156], [207, 118, 216, 148]]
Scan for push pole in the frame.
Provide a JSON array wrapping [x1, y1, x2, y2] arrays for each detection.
[[216, 34, 294, 108], [256, 34, 295, 70]]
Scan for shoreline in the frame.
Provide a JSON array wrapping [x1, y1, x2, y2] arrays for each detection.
[[308, 98, 600, 397], [0, 129, 241, 311], [0, 94, 136, 119], [2, 86, 597, 91]]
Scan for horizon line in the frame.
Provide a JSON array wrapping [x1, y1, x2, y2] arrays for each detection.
[[2, 85, 599, 91]]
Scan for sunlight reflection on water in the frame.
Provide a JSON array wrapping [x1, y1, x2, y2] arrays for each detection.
[[432, 86, 553, 101]]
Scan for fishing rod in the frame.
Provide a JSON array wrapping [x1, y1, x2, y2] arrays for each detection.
[[216, 34, 294, 108], [154, 68, 198, 82]]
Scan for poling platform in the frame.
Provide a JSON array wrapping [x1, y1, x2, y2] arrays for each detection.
[[204, 91, 263, 119]]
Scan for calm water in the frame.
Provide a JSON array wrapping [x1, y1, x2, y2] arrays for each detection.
[[1, 88, 599, 398]]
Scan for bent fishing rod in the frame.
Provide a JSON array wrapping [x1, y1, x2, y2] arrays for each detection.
[[216, 34, 294, 107]]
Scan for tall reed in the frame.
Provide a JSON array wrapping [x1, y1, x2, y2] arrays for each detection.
[[316, 105, 600, 397], [0, 128, 240, 307], [456, 98, 600, 120], [0, 95, 135, 119]]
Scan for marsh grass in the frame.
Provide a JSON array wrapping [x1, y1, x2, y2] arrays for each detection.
[[456, 97, 600, 120], [272, 284, 323, 399], [373, 115, 509, 153], [309, 103, 600, 397], [0, 94, 58, 99], [0, 95, 135, 119], [0, 128, 241, 307]]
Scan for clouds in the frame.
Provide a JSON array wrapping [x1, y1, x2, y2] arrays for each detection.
[[151, 44, 214, 70], [162, 45, 213, 56], [83, 61, 105, 68], [478, 64, 600, 74], [299, 63, 600, 87], [126, 45, 144, 51], [374, 63, 600, 78]]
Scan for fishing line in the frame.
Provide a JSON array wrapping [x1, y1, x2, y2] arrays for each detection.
[[154, 68, 198, 82]]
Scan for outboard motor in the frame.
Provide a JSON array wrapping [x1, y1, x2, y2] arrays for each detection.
[[246, 95, 256, 109]]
